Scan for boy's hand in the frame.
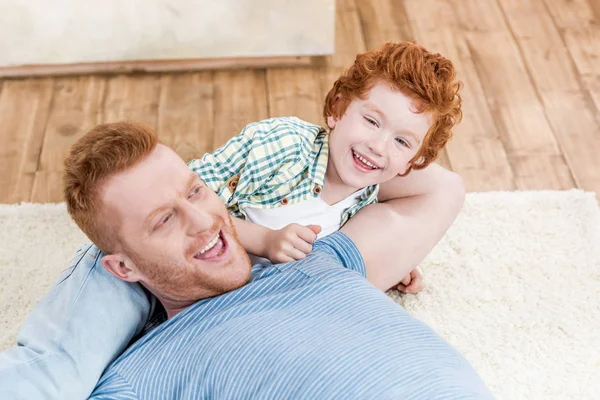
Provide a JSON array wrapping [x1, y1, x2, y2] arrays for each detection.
[[265, 224, 321, 263], [396, 268, 424, 294]]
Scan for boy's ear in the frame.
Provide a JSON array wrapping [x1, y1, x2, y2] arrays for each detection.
[[398, 162, 412, 177], [326, 115, 337, 129], [101, 253, 143, 283]]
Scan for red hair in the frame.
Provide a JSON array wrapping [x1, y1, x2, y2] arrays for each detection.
[[323, 41, 462, 173], [63, 121, 159, 253]]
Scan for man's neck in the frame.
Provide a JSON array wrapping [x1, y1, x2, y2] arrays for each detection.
[[154, 295, 196, 319]]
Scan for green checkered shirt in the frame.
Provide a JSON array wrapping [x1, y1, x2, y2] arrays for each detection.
[[188, 116, 379, 226]]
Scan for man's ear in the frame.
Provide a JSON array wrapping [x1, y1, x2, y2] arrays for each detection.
[[326, 115, 337, 129], [101, 254, 143, 283]]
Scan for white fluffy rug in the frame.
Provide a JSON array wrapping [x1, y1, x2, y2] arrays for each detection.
[[1, 191, 599, 399]]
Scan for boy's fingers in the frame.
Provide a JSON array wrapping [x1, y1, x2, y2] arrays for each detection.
[[306, 224, 322, 235], [401, 274, 412, 286], [292, 236, 313, 254], [297, 226, 319, 245], [403, 270, 424, 294], [286, 246, 307, 261]]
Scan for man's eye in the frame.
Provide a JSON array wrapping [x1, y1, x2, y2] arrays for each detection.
[[364, 117, 379, 127], [189, 186, 201, 198], [156, 214, 171, 229]]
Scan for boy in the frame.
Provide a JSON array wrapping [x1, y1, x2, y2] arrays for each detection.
[[191, 41, 462, 292]]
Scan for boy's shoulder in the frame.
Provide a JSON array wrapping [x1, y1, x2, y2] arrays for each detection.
[[243, 116, 326, 144]]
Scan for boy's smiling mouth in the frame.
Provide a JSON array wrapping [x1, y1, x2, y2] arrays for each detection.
[[352, 150, 380, 171]]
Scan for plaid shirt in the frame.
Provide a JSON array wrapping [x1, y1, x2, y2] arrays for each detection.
[[188, 116, 379, 226]]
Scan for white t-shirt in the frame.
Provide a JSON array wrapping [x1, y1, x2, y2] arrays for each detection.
[[244, 188, 366, 265]]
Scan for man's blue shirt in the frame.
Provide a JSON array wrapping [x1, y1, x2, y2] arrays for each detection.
[[90, 232, 492, 399]]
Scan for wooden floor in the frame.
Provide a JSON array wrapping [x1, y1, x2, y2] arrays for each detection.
[[1, 0, 599, 204]]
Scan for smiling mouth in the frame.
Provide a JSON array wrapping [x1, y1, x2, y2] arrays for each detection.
[[352, 150, 380, 170], [193, 230, 227, 260]]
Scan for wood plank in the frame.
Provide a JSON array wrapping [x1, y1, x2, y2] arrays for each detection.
[[157, 73, 214, 162], [321, 0, 367, 91], [356, 0, 415, 47], [497, 0, 600, 196], [0, 79, 54, 203], [266, 67, 323, 124], [444, 0, 575, 190], [0, 55, 315, 78], [31, 76, 106, 202], [403, 0, 516, 191], [543, 0, 600, 115], [30, 171, 63, 203], [213, 70, 269, 149], [101, 74, 162, 129]]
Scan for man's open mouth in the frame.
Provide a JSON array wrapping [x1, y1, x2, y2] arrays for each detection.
[[193, 230, 226, 260]]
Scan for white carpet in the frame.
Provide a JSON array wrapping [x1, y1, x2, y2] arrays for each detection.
[[1, 190, 599, 399]]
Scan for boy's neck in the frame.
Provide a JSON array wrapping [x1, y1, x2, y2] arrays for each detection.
[[320, 174, 360, 206]]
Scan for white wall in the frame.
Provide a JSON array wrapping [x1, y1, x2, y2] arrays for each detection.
[[0, 0, 335, 66]]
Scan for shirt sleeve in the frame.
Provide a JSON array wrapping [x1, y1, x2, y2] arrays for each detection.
[[0, 243, 151, 400], [187, 121, 259, 207], [312, 232, 367, 277], [187, 117, 319, 214], [89, 370, 139, 399]]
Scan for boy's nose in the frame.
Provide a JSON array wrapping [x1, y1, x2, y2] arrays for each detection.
[[366, 137, 387, 157]]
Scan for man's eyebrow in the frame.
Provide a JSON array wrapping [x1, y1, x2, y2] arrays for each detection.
[[185, 173, 200, 191], [364, 103, 422, 144]]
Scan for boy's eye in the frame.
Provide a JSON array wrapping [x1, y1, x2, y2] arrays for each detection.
[[395, 137, 410, 148], [364, 116, 379, 127]]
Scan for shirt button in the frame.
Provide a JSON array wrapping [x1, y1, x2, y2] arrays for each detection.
[[280, 197, 289, 205], [313, 185, 322, 195], [226, 175, 239, 192]]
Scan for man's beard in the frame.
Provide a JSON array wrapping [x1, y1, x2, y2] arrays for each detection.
[[125, 214, 252, 302]]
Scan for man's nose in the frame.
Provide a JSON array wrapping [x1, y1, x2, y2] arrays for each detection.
[[182, 202, 213, 235]]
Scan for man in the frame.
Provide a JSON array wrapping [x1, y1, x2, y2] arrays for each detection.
[[0, 122, 491, 399]]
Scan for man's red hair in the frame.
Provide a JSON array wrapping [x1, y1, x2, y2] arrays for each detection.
[[63, 121, 159, 253]]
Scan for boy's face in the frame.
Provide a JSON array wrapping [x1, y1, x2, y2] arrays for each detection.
[[326, 81, 432, 190]]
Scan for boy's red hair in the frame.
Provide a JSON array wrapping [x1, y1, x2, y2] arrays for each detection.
[[323, 41, 462, 173]]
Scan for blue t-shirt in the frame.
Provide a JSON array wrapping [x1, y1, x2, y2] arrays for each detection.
[[90, 233, 492, 399]]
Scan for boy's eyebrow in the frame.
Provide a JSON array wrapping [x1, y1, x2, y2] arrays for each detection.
[[364, 103, 385, 118], [364, 103, 422, 144], [143, 174, 199, 229]]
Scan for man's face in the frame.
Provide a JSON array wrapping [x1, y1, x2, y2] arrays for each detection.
[[101, 144, 251, 308], [326, 81, 432, 189]]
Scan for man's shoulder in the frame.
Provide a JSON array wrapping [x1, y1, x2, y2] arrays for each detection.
[[89, 368, 138, 399], [311, 232, 366, 276]]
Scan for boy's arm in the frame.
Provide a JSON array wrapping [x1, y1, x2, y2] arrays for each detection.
[[232, 218, 272, 257], [233, 218, 320, 263], [340, 163, 465, 290]]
